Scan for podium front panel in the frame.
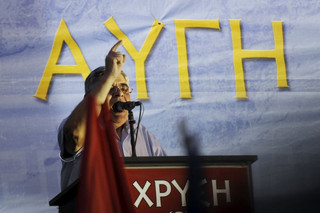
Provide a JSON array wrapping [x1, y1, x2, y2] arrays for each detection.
[[49, 156, 257, 213]]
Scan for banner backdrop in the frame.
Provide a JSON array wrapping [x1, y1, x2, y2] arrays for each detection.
[[1, 0, 319, 212]]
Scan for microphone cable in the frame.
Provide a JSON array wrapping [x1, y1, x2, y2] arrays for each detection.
[[133, 101, 144, 152]]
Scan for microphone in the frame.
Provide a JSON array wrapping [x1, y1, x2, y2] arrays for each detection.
[[112, 101, 141, 112]]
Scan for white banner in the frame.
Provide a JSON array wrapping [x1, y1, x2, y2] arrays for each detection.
[[0, 0, 319, 212]]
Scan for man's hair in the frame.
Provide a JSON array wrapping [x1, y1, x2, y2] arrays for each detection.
[[85, 66, 129, 94]]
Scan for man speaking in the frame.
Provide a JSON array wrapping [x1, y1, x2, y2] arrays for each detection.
[[58, 41, 166, 190]]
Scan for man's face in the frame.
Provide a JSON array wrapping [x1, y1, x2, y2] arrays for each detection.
[[107, 74, 131, 127]]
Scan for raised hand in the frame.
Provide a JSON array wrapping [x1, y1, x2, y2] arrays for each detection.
[[105, 40, 126, 79]]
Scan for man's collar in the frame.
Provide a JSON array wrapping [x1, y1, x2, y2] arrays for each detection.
[[122, 121, 130, 132], [113, 121, 130, 132]]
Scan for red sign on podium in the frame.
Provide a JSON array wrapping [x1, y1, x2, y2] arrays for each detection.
[[126, 165, 252, 213], [49, 156, 257, 213]]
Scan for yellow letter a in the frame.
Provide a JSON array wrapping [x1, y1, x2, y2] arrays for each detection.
[[34, 18, 90, 101]]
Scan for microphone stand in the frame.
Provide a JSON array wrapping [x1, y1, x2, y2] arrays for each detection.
[[128, 109, 136, 157]]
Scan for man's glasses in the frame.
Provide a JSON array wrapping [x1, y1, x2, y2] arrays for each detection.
[[110, 83, 133, 95]]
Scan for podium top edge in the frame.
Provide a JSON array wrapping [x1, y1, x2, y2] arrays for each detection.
[[124, 155, 258, 166]]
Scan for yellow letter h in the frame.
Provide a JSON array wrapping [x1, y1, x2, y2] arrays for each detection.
[[230, 20, 288, 99]]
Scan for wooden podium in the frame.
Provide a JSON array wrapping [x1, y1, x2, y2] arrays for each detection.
[[49, 155, 257, 213]]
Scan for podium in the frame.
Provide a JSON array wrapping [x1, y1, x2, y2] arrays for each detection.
[[50, 155, 257, 213]]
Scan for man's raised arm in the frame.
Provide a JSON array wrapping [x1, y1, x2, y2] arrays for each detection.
[[62, 41, 126, 154]]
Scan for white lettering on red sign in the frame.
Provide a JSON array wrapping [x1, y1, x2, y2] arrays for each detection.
[[212, 180, 231, 206], [132, 179, 231, 208], [155, 180, 172, 207], [171, 180, 189, 207], [133, 181, 154, 207]]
